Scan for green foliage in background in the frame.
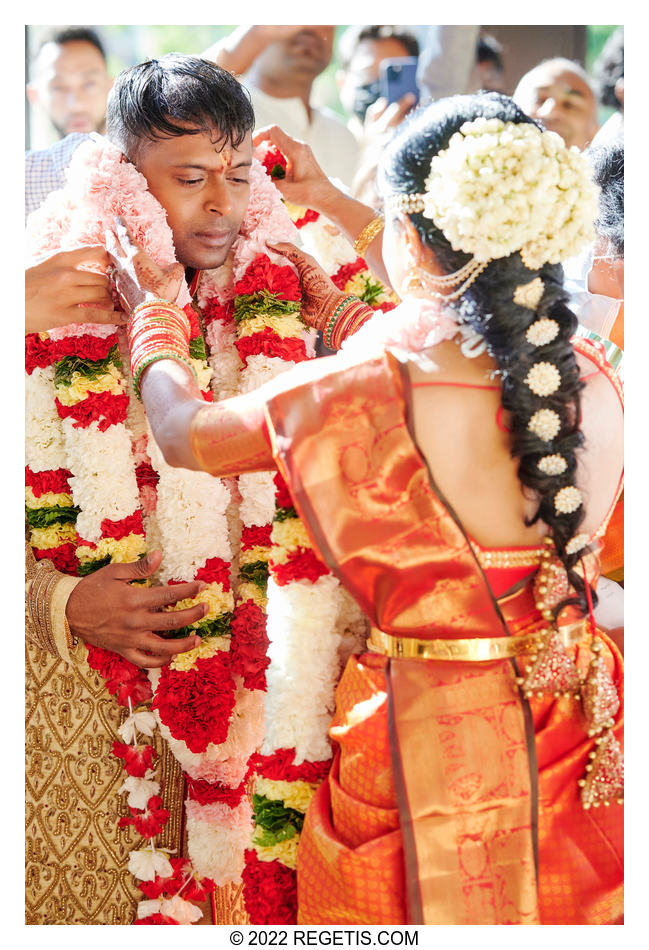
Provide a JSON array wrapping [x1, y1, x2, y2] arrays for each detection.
[[586, 24, 620, 70]]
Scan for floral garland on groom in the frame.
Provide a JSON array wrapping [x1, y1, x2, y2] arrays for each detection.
[[25, 133, 371, 924]]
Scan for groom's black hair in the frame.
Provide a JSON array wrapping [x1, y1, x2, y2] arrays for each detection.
[[106, 53, 254, 159]]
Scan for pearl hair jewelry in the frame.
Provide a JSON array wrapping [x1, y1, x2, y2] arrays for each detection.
[[385, 193, 425, 214], [538, 454, 567, 476], [526, 318, 560, 347], [528, 408, 561, 441], [525, 362, 561, 397], [554, 485, 583, 514], [401, 257, 490, 302], [514, 277, 545, 310]]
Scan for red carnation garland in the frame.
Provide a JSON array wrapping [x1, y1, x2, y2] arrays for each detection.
[[138, 857, 215, 902], [119, 795, 170, 838], [32, 542, 80, 573], [242, 851, 298, 925], [25, 465, 72, 497], [235, 328, 307, 367], [185, 773, 252, 808], [152, 651, 237, 754], [54, 390, 129, 430], [233, 255, 301, 301], [252, 748, 331, 785]]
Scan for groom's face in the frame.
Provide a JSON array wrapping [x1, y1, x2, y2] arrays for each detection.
[[136, 126, 253, 270]]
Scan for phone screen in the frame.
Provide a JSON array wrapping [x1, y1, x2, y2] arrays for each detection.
[[379, 57, 419, 106]]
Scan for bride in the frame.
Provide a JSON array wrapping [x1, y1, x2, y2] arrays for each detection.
[[111, 92, 623, 925]]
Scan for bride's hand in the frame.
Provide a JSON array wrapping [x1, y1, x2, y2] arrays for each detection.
[[268, 242, 349, 332], [253, 125, 340, 213], [105, 217, 185, 313]]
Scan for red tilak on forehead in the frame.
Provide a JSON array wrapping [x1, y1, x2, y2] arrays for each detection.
[[213, 145, 233, 169]]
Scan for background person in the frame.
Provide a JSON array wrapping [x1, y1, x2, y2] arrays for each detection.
[[204, 25, 358, 187], [335, 25, 419, 205], [513, 56, 599, 150], [336, 24, 420, 129], [26, 26, 113, 144], [468, 33, 506, 93], [591, 26, 624, 145]]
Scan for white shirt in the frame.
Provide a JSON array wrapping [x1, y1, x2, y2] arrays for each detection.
[[246, 85, 359, 188]]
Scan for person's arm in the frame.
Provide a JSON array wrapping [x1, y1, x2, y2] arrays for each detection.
[[253, 125, 390, 286], [416, 25, 479, 100], [25, 247, 125, 333], [26, 544, 205, 669], [106, 223, 372, 475], [140, 358, 273, 475], [201, 26, 297, 74]]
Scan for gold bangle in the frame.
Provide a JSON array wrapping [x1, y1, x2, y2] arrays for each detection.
[[353, 214, 384, 258]]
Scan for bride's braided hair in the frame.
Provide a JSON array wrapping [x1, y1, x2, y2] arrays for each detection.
[[380, 92, 594, 613]]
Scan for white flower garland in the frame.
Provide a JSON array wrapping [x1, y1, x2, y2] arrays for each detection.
[[26, 136, 375, 924]]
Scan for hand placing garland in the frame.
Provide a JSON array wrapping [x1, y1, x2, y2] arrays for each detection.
[[106, 217, 186, 313], [267, 242, 375, 349], [65, 550, 204, 668]]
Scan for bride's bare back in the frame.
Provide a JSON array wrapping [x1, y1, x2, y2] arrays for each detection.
[[408, 340, 623, 550]]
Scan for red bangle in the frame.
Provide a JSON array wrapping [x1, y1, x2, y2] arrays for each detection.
[[328, 298, 374, 349], [128, 299, 194, 397]]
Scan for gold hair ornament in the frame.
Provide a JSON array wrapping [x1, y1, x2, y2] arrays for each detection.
[[525, 362, 561, 397], [538, 454, 567, 476], [528, 408, 561, 441], [526, 318, 560, 347], [514, 277, 545, 310], [554, 485, 583, 515]]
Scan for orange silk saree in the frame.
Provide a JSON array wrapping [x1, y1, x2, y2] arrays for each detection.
[[264, 349, 623, 925]]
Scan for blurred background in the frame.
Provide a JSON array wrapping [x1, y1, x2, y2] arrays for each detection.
[[25, 24, 621, 149]]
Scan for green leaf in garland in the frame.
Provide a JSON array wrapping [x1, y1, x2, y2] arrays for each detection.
[[274, 505, 298, 522], [357, 274, 386, 306], [165, 611, 233, 640], [270, 163, 286, 180], [26, 505, 80, 528], [189, 336, 208, 361], [77, 555, 113, 576], [54, 345, 122, 387], [239, 560, 269, 593], [233, 291, 303, 323], [251, 794, 305, 847]]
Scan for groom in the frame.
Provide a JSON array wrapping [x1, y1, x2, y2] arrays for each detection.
[[26, 54, 266, 926]]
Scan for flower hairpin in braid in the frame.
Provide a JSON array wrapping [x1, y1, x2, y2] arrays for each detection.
[[514, 277, 545, 310], [565, 533, 590, 555], [554, 485, 583, 515], [526, 362, 561, 397], [526, 318, 560, 347], [538, 454, 568, 476], [528, 408, 561, 441]]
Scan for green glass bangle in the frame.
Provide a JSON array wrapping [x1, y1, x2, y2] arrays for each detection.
[[323, 295, 356, 349], [133, 351, 197, 399]]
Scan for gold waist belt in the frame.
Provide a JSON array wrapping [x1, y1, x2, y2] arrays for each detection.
[[367, 621, 586, 661]]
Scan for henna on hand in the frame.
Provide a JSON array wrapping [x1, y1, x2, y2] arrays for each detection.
[[134, 258, 185, 303], [268, 242, 346, 331], [106, 218, 185, 313]]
